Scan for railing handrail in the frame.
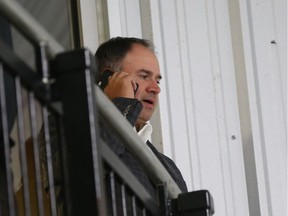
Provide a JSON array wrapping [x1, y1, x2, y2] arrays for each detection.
[[94, 85, 182, 198], [0, 0, 64, 58]]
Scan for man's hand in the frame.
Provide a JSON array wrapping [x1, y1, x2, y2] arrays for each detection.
[[103, 71, 140, 100]]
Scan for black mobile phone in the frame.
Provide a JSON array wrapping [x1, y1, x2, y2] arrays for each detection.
[[97, 69, 114, 90], [97, 69, 139, 95]]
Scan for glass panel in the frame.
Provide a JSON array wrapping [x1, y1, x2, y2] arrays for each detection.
[[11, 0, 74, 69]]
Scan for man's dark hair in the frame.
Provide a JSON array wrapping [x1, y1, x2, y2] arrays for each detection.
[[95, 37, 154, 81]]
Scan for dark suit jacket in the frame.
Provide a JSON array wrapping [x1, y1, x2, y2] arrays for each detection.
[[101, 97, 188, 199]]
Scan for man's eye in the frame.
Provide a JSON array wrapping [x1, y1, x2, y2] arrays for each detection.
[[139, 75, 148, 80]]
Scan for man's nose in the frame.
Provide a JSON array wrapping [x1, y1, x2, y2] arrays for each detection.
[[147, 80, 161, 94]]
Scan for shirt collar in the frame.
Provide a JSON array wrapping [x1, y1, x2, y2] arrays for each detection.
[[135, 122, 153, 143]]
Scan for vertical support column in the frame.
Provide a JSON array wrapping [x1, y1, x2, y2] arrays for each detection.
[[52, 49, 106, 216], [227, 1, 261, 215]]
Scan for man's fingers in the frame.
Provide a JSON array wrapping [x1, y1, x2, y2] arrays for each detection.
[[131, 81, 140, 99], [110, 71, 130, 81]]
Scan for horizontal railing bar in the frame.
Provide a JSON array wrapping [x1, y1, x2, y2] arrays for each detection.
[[95, 87, 182, 199], [0, 0, 64, 58]]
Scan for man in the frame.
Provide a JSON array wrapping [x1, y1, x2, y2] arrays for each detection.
[[39, 37, 187, 214], [95, 37, 187, 197]]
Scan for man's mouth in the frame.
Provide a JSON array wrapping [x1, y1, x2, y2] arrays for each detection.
[[141, 99, 155, 107], [142, 99, 153, 104]]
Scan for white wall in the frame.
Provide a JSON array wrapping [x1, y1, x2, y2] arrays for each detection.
[[237, 0, 287, 215], [149, 1, 249, 215], [79, 0, 287, 215]]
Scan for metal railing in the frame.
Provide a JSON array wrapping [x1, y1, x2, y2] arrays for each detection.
[[0, 0, 214, 215]]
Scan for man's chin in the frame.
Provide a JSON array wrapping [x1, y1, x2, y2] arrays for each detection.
[[140, 112, 153, 122], [136, 114, 152, 129]]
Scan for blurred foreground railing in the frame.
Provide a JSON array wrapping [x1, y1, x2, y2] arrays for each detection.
[[0, 0, 214, 215]]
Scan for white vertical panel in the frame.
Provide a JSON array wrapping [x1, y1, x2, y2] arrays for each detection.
[[155, 0, 193, 190], [237, 0, 287, 215], [148, 0, 249, 215], [78, 0, 99, 52], [106, 0, 142, 37]]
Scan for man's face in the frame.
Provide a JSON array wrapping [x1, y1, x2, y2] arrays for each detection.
[[121, 44, 162, 128]]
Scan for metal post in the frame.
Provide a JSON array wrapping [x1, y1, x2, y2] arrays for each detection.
[[52, 49, 106, 216]]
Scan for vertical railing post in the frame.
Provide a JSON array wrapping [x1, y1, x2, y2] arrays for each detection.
[[157, 183, 171, 215], [0, 63, 17, 216], [0, 15, 17, 216], [52, 49, 106, 216]]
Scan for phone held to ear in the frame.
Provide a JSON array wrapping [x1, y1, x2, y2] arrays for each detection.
[[97, 69, 114, 90], [97, 69, 139, 95]]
